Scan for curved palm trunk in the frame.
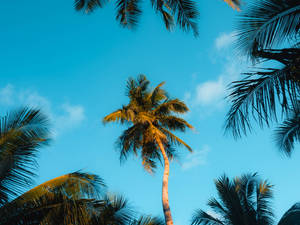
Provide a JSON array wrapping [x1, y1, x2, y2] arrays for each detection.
[[156, 138, 174, 225]]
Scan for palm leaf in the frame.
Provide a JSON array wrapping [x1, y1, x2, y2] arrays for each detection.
[[74, 0, 106, 13], [191, 209, 224, 225], [0, 107, 50, 205], [274, 104, 300, 156], [130, 215, 165, 225], [115, 0, 142, 28], [236, 0, 300, 57], [225, 65, 300, 138]]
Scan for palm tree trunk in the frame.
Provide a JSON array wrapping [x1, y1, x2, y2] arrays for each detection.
[[156, 138, 174, 225]]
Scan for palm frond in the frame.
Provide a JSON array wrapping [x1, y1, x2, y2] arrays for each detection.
[[278, 202, 300, 225], [236, 0, 300, 57], [223, 0, 241, 11], [0, 107, 50, 205], [116, 0, 142, 29], [225, 65, 300, 138], [15, 171, 105, 205], [103, 107, 135, 124], [274, 104, 300, 156], [167, 0, 199, 36], [159, 127, 192, 151], [154, 99, 189, 115], [130, 215, 165, 225], [191, 209, 224, 225], [158, 115, 193, 131], [74, 0, 106, 13], [95, 194, 135, 225]]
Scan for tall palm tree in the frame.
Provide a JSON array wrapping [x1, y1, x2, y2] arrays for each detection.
[[0, 107, 105, 225], [74, 0, 241, 36], [191, 173, 274, 225], [225, 0, 300, 154], [103, 75, 193, 225]]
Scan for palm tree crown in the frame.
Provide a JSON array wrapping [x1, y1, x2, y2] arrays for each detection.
[[103, 74, 193, 172], [191, 173, 274, 225]]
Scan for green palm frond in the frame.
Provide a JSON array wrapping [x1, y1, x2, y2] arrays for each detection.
[[0, 193, 101, 225], [236, 0, 300, 57], [225, 63, 300, 138], [15, 171, 105, 204], [274, 104, 300, 156], [0, 107, 50, 205], [116, 0, 142, 29]]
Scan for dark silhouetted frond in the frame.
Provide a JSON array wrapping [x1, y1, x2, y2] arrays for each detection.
[[0, 107, 50, 205], [236, 0, 300, 57], [225, 60, 300, 138], [274, 103, 300, 156], [74, 0, 106, 13], [116, 0, 142, 28]]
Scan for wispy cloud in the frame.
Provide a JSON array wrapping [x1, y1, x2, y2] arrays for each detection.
[[0, 85, 85, 137], [185, 32, 249, 114], [182, 145, 210, 170], [215, 32, 236, 50], [0, 84, 14, 105]]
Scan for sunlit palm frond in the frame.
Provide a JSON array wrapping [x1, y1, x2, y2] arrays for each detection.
[[274, 104, 300, 156], [0, 192, 102, 225], [0, 107, 50, 205], [16, 171, 105, 204], [236, 0, 300, 57], [191, 209, 224, 225], [223, 0, 241, 11], [154, 99, 189, 115], [116, 0, 142, 29], [256, 180, 274, 225], [225, 64, 300, 138], [158, 115, 193, 131], [159, 127, 192, 151]]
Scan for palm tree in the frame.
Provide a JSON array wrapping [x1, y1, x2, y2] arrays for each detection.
[[225, 0, 300, 154], [278, 202, 300, 225], [0, 107, 105, 224], [191, 173, 274, 225], [103, 75, 193, 225], [74, 0, 241, 36]]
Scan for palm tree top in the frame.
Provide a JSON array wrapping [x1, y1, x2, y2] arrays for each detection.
[[192, 173, 274, 225], [103, 75, 193, 173]]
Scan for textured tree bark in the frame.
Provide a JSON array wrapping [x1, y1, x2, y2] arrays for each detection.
[[156, 138, 174, 225]]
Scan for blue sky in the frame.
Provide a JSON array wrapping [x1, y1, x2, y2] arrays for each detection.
[[1, 1, 300, 224]]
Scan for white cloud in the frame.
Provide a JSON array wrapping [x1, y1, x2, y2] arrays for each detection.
[[182, 145, 210, 170], [0, 84, 14, 105], [54, 103, 85, 136], [195, 77, 225, 106], [215, 32, 236, 50], [0, 85, 85, 137], [185, 32, 249, 113]]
